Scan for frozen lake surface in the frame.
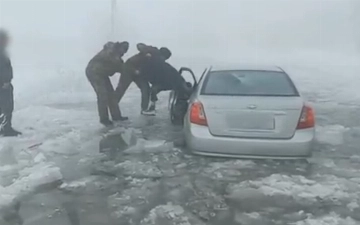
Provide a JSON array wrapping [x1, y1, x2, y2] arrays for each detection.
[[1, 54, 360, 225]]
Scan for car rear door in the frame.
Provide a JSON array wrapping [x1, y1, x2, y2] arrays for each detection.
[[169, 67, 207, 124]]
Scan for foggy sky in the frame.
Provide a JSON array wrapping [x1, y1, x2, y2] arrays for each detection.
[[0, 0, 359, 67]]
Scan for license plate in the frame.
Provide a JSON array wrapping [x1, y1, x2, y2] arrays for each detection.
[[228, 113, 275, 130]]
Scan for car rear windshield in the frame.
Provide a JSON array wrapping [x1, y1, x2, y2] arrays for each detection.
[[201, 70, 299, 96]]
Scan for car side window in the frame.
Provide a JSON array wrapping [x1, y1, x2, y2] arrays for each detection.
[[196, 68, 208, 88]]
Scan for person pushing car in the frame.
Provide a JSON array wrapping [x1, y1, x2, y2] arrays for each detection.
[[86, 41, 129, 126], [115, 43, 172, 115], [138, 53, 193, 115]]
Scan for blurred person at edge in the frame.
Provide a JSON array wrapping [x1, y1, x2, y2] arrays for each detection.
[[0, 29, 21, 137]]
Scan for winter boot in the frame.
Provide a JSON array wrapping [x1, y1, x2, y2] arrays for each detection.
[[0, 128, 22, 137], [100, 119, 113, 127], [141, 101, 156, 116]]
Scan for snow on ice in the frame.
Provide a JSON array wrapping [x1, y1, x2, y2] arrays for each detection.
[[1, 53, 360, 224], [140, 203, 206, 225], [0, 78, 100, 217], [108, 178, 160, 219], [294, 212, 358, 225], [227, 174, 355, 204], [234, 212, 262, 224], [0, 162, 62, 213], [201, 160, 255, 181], [123, 138, 171, 154], [59, 176, 99, 191], [116, 159, 164, 178], [316, 125, 349, 146]]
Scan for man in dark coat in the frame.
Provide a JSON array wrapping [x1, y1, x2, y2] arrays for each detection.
[[0, 29, 21, 136], [115, 43, 187, 116], [86, 41, 129, 126], [139, 56, 192, 115]]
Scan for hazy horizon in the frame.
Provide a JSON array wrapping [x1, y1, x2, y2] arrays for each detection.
[[0, 0, 359, 68]]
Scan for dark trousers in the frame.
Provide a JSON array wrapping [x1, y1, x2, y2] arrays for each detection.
[[149, 85, 164, 102], [115, 67, 151, 111], [149, 80, 190, 103], [86, 74, 122, 122], [0, 84, 14, 132]]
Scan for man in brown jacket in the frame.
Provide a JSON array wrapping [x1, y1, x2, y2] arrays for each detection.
[[86, 41, 129, 126]]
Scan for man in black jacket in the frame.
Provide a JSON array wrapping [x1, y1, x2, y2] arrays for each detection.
[[115, 44, 171, 114], [140, 57, 192, 115], [0, 29, 21, 136], [115, 43, 190, 116]]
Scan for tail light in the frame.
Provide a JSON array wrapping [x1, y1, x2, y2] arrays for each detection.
[[297, 104, 315, 129], [190, 101, 208, 126]]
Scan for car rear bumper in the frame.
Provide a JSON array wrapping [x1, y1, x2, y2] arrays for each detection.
[[184, 123, 315, 159]]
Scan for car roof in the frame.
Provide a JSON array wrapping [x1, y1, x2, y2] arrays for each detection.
[[209, 64, 283, 72]]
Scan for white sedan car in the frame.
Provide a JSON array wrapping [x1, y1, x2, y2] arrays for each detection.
[[169, 65, 315, 159]]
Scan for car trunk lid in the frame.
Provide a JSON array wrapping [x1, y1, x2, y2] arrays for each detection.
[[199, 96, 303, 139]]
